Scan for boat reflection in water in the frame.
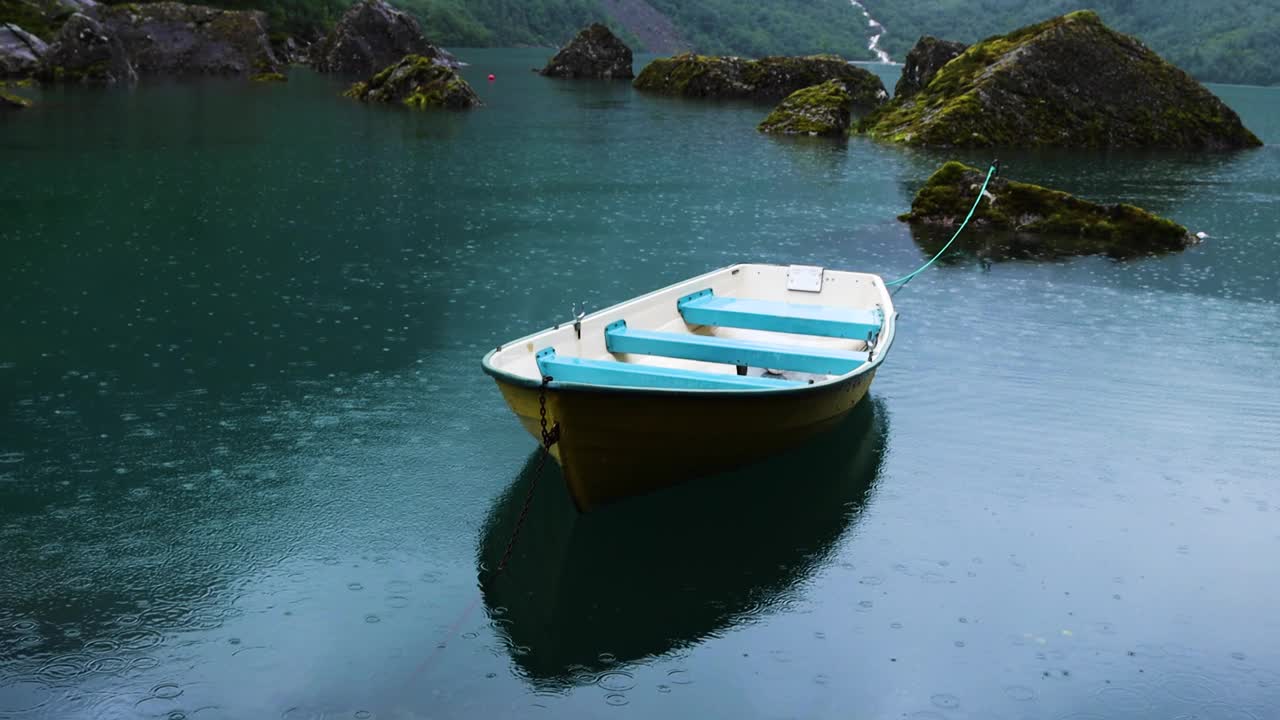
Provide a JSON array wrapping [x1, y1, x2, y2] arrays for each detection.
[[476, 399, 888, 687]]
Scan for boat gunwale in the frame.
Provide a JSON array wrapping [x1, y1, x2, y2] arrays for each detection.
[[480, 263, 897, 398]]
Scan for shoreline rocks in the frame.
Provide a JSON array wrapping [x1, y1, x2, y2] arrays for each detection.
[[97, 3, 280, 76], [344, 53, 480, 109], [859, 11, 1261, 149], [36, 2, 279, 83], [540, 23, 632, 79], [1, 22, 48, 76], [314, 0, 456, 76], [902, 161, 1193, 257], [38, 12, 135, 84], [634, 52, 887, 104]]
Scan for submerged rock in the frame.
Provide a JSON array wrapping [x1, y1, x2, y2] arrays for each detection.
[[38, 12, 134, 84], [251, 71, 285, 82], [758, 79, 867, 136], [902, 161, 1193, 257], [1, 23, 48, 76], [1, 86, 31, 108], [540, 22, 632, 79], [314, 0, 456, 76], [344, 53, 480, 110], [893, 36, 966, 99], [634, 52, 887, 104], [859, 11, 1261, 149]]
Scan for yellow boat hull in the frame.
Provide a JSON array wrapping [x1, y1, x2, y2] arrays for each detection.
[[493, 370, 876, 511]]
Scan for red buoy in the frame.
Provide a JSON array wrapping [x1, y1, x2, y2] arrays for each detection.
[[488, 74, 496, 81]]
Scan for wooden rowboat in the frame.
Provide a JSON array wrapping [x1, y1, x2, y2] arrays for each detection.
[[482, 263, 897, 511]]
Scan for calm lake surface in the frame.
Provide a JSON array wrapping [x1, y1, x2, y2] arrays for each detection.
[[2, 49, 1279, 719]]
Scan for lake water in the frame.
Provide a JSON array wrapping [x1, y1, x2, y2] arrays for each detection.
[[2, 49, 1278, 719]]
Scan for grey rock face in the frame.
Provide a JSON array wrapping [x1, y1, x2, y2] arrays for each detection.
[[314, 0, 456, 75], [540, 23, 633, 79], [1, 23, 48, 77]]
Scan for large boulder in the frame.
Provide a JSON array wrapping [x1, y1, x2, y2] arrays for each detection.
[[1, 23, 47, 76], [314, 0, 456, 76], [540, 22, 632, 79], [344, 53, 480, 110], [758, 80, 870, 136], [94, 3, 280, 75], [37, 12, 134, 84], [37, 3, 279, 82], [858, 11, 1261, 149], [634, 52, 888, 105], [893, 36, 966, 99], [902, 161, 1193, 257]]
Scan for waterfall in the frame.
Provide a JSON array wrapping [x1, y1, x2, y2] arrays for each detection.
[[849, 0, 894, 64]]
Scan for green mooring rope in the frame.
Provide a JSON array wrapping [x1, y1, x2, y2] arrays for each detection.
[[885, 161, 999, 289]]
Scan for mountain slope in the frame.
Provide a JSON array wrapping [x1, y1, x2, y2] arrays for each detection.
[[398, 0, 875, 59], [860, 0, 1280, 86]]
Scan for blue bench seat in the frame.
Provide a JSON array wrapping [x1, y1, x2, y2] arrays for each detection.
[[604, 321, 866, 376], [677, 289, 882, 341], [535, 348, 800, 391]]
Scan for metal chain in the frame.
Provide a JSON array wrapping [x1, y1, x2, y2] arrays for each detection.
[[494, 376, 559, 577]]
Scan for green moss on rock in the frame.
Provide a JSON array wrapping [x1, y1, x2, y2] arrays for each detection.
[[903, 161, 1193, 256], [634, 52, 887, 105], [251, 71, 286, 82], [859, 11, 1261, 150], [345, 54, 481, 110], [758, 80, 856, 137], [1, 87, 31, 108], [0, 0, 61, 40]]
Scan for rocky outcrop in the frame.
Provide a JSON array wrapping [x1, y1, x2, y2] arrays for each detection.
[[344, 53, 480, 109], [1, 23, 47, 76], [38, 12, 134, 84], [902, 161, 1193, 257], [540, 22, 632, 79], [758, 80, 867, 136], [270, 32, 317, 65], [858, 11, 1261, 149], [893, 36, 965, 99], [94, 3, 280, 76], [634, 52, 888, 104], [0, 0, 96, 42], [314, 0, 456, 76], [37, 3, 279, 82]]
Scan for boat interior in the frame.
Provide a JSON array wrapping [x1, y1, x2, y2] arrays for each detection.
[[485, 264, 895, 391]]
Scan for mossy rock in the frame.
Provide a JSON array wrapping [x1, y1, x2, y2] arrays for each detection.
[[858, 11, 1261, 150], [635, 52, 887, 105], [902, 161, 1193, 257], [251, 71, 286, 82], [757, 80, 857, 137], [1, 87, 31, 108], [345, 54, 481, 110]]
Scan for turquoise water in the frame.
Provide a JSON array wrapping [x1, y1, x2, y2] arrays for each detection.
[[2, 49, 1279, 718]]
